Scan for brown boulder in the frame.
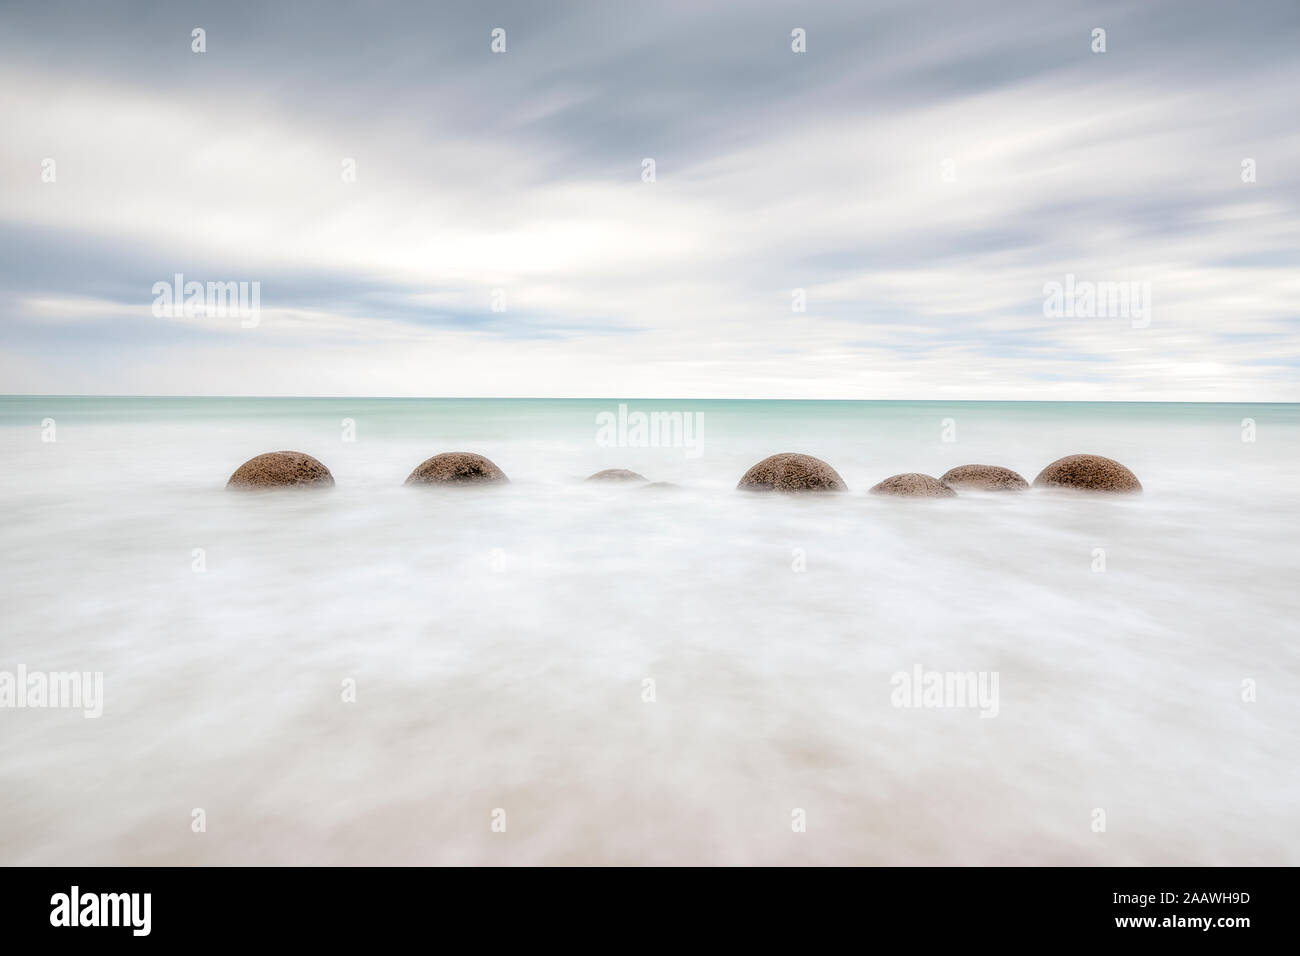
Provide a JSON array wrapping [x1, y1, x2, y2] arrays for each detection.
[[737, 453, 847, 493], [227, 451, 334, 489], [869, 473, 957, 497], [405, 452, 508, 485], [1032, 454, 1141, 493], [940, 464, 1029, 491], [586, 469, 647, 482]]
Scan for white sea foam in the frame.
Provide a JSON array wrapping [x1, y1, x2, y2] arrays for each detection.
[[0, 398, 1296, 864]]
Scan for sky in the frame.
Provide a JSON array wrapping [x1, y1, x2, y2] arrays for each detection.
[[1, 0, 1297, 400]]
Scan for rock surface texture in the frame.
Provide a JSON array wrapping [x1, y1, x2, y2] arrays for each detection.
[[736, 453, 847, 493], [1031, 454, 1142, 493], [869, 473, 957, 497], [405, 453, 509, 485], [227, 451, 335, 489], [939, 464, 1029, 491]]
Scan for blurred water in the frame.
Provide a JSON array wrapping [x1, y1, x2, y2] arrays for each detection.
[[1, 397, 1297, 864]]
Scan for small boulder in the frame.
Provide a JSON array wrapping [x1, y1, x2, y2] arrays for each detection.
[[869, 473, 956, 498], [641, 481, 679, 490], [1032, 454, 1141, 493], [405, 452, 508, 485], [940, 464, 1029, 491], [227, 451, 334, 489], [737, 453, 847, 493], [586, 469, 647, 482]]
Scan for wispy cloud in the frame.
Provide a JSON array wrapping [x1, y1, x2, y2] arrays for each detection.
[[1, 0, 1297, 398]]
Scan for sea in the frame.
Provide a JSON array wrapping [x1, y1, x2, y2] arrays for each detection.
[[1, 396, 1297, 864]]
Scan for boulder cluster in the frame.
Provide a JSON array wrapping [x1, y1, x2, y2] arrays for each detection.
[[226, 450, 1142, 495], [735, 451, 1140, 497]]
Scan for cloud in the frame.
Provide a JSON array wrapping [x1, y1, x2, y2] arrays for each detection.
[[0, 0, 1297, 398]]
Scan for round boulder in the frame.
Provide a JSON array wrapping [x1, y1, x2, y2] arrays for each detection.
[[869, 473, 957, 498], [1031, 454, 1141, 493], [586, 469, 647, 483], [405, 452, 508, 485], [227, 451, 334, 489], [736, 453, 847, 493], [940, 464, 1029, 491]]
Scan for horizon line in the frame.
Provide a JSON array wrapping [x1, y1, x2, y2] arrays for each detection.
[[3, 395, 1297, 405]]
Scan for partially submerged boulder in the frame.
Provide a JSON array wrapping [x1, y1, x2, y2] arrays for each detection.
[[1031, 454, 1141, 493], [405, 452, 508, 485], [737, 453, 847, 493], [227, 451, 334, 489], [869, 473, 957, 498], [940, 464, 1029, 491], [586, 469, 647, 483]]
